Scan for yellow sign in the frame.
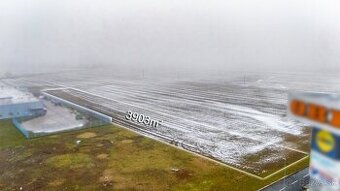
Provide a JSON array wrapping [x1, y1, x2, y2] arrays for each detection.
[[317, 130, 335, 153]]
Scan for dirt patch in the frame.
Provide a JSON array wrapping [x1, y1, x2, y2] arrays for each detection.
[[121, 139, 133, 144], [26, 177, 46, 191], [99, 140, 113, 148], [172, 168, 193, 180], [77, 132, 97, 139], [48, 178, 65, 187], [96, 143, 104, 147], [96, 154, 109, 160], [99, 169, 114, 187]]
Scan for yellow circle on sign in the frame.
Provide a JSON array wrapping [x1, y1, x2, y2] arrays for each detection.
[[316, 130, 335, 153]]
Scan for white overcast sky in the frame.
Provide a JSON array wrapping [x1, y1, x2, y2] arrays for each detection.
[[0, 0, 339, 75]]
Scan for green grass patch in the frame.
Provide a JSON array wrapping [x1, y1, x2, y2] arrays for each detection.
[[0, 120, 26, 149], [0, 121, 309, 191]]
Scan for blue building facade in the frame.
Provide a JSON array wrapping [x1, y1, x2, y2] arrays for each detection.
[[0, 101, 45, 120]]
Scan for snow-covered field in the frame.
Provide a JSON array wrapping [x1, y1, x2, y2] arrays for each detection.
[[4, 70, 338, 177]]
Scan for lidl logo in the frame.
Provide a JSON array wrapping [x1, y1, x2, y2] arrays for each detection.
[[312, 128, 340, 160], [317, 130, 335, 153]]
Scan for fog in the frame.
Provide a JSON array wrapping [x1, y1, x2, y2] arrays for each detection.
[[0, 0, 339, 76]]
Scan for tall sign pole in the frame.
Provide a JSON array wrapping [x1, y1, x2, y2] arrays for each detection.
[[288, 92, 340, 191]]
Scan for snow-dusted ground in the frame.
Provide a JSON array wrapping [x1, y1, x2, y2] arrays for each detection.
[[4, 70, 337, 176]]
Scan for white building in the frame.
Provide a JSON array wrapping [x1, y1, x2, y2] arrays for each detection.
[[0, 84, 45, 120]]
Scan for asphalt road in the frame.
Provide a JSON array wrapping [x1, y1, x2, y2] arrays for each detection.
[[262, 168, 309, 191]]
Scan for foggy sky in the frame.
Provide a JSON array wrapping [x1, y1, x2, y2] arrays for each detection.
[[0, 0, 339, 75]]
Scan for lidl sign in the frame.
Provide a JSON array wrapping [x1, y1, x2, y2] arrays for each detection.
[[288, 92, 340, 188], [316, 130, 335, 153], [288, 92, 340, 136], [290, 99, 340, 127], [312, 128, 339, 160]]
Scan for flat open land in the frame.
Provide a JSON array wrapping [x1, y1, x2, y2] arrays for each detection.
[[0, 120, 309, 191], [44, 87, 309, 178], [2, 71, 334, 189]]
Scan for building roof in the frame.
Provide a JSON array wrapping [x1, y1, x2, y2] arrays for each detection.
[[0, 82, 39, 105]]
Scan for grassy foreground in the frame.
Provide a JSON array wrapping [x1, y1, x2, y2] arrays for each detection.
[[0, 120, 309, 191]]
